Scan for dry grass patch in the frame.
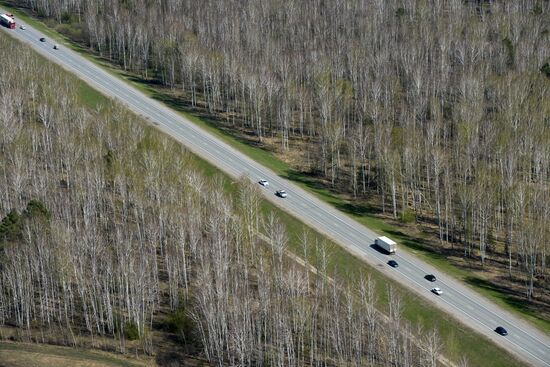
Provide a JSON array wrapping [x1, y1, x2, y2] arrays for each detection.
[[0, 342, 153, 367]]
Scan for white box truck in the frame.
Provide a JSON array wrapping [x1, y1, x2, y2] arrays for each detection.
[[375, 236, 396, 254]]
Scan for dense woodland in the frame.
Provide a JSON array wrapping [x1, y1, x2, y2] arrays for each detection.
[[0, 33, 454, 366], [16, 0, 550, 302]]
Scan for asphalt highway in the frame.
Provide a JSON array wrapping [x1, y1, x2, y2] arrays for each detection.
[[3, 16, 550, 366]]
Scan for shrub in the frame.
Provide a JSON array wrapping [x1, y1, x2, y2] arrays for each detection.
[[395, 8, 407, 18], [395, 7, 406, 17], [124, 322, 140, 341], [164, 307, 193, 336], [0, 210, 22, 242], [24, 200, 50, 220], [400, 209, 415, 223], [533, 3, 543, 15], [61, 11, 72, 24], [502, 37, 515, 68]]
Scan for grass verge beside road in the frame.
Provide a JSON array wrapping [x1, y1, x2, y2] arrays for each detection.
[[270, 203, 524, 367], [145, 76, 550, 337], [0, 6, 532, 366], [130, 70, 550, 336]]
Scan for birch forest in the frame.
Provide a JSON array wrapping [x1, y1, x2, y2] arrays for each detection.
[[14, 0, 550, 305], [0, 32, 457, 366]]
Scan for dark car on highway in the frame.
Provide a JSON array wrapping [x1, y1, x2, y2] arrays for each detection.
[[387, 260, 399, 268], [425, 274, 436, 282], [40, 37, 46, 42], [495, 326, 508, 336]]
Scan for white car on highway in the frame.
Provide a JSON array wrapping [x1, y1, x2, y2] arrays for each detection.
[[276, 190, 288, 198], [258, 179, 269, 187], [431, 287, 443, 296]]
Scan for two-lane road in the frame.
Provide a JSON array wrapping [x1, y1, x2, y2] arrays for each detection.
[[3, 16, 549, 366]]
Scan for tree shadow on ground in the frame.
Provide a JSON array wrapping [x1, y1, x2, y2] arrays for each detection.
[[127, 75, 164, 87], [141, 86, 278, 153], [385, 228, 453, 263], [386, 229, 430, 250], [284, 169, 332, 192], [100, 70, 384, 222], [336, 201, 378, 217], [155, 351, 208, 367], [465, 276, 550, 322], [284, 170, 379, 217]]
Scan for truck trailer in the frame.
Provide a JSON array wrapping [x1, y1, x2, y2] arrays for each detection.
[[375, 236, 396, 254], [0, 14, 15, 29]]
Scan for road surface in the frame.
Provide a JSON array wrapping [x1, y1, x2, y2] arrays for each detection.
[[3, 16, 549, 367]]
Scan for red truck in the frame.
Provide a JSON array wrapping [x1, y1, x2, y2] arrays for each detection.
[[0, 14, 15, 29]]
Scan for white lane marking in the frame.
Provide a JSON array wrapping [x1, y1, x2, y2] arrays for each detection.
[[395, 268, 550, 366], [9, 21, 550, 365], [399, 254, 550, 349], [66, 52, 550, 365]]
